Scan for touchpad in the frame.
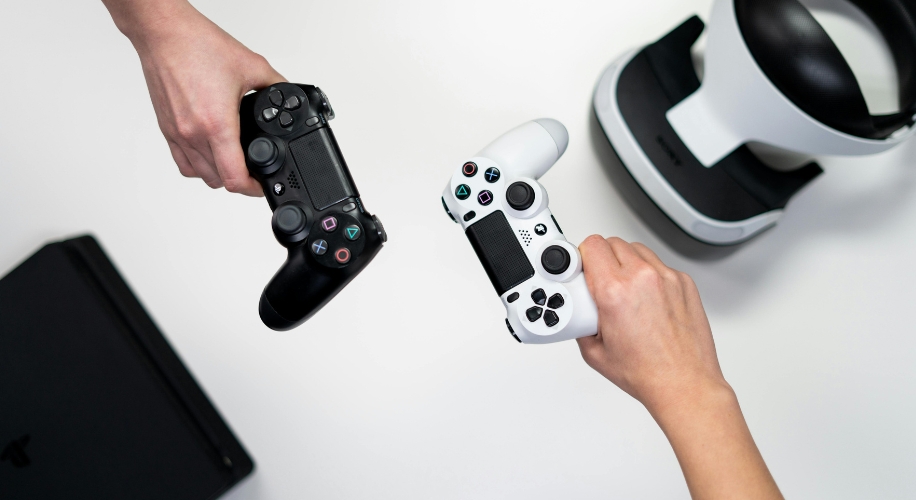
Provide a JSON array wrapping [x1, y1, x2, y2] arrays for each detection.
[[465, 211, 535, 296], [289, 128, 356, 210]]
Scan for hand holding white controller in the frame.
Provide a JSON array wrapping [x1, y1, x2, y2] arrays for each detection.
[[442, 120, 599, 344]]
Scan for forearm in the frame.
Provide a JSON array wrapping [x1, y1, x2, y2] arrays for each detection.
[[649, 383, 783, 500], [101, 0, 195, 44]]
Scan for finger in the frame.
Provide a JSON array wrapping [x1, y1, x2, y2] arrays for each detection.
[[576, 333, 605, 366], [579, 235, 624, 303], [209, 128, 263, 197], [167, 140, 196, 178], [246, 55, 287, 91], [605, 237, 644, 268], [631, 242, 669, 274], [184, 146, 223, 189]]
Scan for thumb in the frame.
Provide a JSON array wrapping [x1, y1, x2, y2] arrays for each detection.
[[246, 57, 287, 92]]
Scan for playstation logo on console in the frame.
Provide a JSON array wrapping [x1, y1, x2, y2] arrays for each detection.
[[1, 435, 32, 468]]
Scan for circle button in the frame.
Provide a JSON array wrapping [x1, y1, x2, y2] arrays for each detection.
[[462, 162, 478, 177], [541, 245, 571, 275], [248, 138, 278, 167], [455, 184, 471, 200], [335, 248, 351, 264], [506, 182, 535, 211]]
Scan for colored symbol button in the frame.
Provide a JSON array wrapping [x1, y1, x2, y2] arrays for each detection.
[[344, 225, 361, 241], [477, 190, 493, 206], [455, 184, 471, 200], [321, 216, 338, 232], [334, 248, 351, 264], [462, 162, 478, 177], [484, 167, 501, 183], [311, 239, 328, 256]]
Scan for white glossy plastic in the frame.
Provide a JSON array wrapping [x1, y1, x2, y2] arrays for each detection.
[[594, 51, 784, 245], [667, 0, 916, 168], [442, 120, 599, 344]]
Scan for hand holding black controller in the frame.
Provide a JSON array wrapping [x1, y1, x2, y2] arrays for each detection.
[[240, 83, 386, 330]]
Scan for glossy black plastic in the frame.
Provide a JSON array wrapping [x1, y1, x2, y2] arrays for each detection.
[[240, 83, 385, 330]]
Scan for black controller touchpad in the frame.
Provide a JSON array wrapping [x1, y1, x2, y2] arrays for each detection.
[[289, 128, 356, 210], [466, 211, 535, 296]]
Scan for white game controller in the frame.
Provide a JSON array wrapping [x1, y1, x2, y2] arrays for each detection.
[[441, 119, 599, 344]]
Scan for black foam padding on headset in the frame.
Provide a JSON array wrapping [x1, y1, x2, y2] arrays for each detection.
[[613, 16, 824, 223], [735, 0, 916, 139], [847, 0, 916, 128], [465, 211, 535, 296]]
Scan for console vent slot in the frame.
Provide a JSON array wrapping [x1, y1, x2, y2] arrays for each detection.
[[287, 171, 301, 190], [518, 229, 532, 247]]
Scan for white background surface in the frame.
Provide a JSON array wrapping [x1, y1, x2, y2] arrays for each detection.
[[2, 1, 915, 498]]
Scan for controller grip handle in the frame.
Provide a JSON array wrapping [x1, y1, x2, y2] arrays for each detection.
[[476, 119, 569, 180], [259, 250, 347, 331]]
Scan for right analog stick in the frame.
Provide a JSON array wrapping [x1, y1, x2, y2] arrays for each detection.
[[541, 245, 571, 275], [506, 182, 535, 211], [248, 137, 278, 167], [275, 205, 306, 235]]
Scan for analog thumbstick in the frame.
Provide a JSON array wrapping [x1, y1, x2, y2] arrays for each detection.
[[275, 205, 306, 235], [506, 182, 535, 211], [541, 245, 571, 275], [248, 137, 278, 167]]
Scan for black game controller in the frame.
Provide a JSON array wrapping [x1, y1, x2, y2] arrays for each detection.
[[240, 83, 386, 330]]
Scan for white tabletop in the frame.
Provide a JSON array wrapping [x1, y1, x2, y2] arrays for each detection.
[[2, 1, 915, 498]]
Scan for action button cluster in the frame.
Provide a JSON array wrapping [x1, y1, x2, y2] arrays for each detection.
[[314, 214, 361, 266], [525, 288, 566, 328]]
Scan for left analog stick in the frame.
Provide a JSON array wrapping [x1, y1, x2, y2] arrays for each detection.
[[248, 138, 278, 167]]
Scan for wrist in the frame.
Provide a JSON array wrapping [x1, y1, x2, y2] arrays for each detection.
[[103, 0, 195, 49], [644, 377, 738, 432]]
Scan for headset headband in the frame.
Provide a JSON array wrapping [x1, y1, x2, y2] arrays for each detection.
[[735, 0, 916, 140]]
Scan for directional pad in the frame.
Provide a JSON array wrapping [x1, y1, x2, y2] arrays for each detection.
[[526, 307, 543, 322], [262, 107, 279, 122], [547, 293, 565, 309], [284, 96, 301, 110], [531, 289, 547, 306], [544, 310, 560, 327], [269, 89, 284, 106]]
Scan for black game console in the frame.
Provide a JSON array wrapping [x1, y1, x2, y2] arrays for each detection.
[[0, 235, 253, 500], [240, 83, 387, 331]]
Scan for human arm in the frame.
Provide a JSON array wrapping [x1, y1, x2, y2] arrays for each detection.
[[101, 0, 286, 195], [576, 236, 783, 500]]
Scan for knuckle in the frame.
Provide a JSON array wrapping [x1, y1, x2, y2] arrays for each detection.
[[634, 264, 662, 288], [222, 177, 245, 193]]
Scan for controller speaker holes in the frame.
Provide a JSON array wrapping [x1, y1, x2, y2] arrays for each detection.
[[518, 229, 533, 247], [287, 171, 301, 189]]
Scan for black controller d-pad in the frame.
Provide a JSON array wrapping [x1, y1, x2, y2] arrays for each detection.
[[254, 84, 311, 136], [542, 246, 571, 275], [284, 96, 301, 110], [531, 288, 547, 306], [506, 182, 535, 211], [547, 293, 565, 309], [269, 89, 284, 106]]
